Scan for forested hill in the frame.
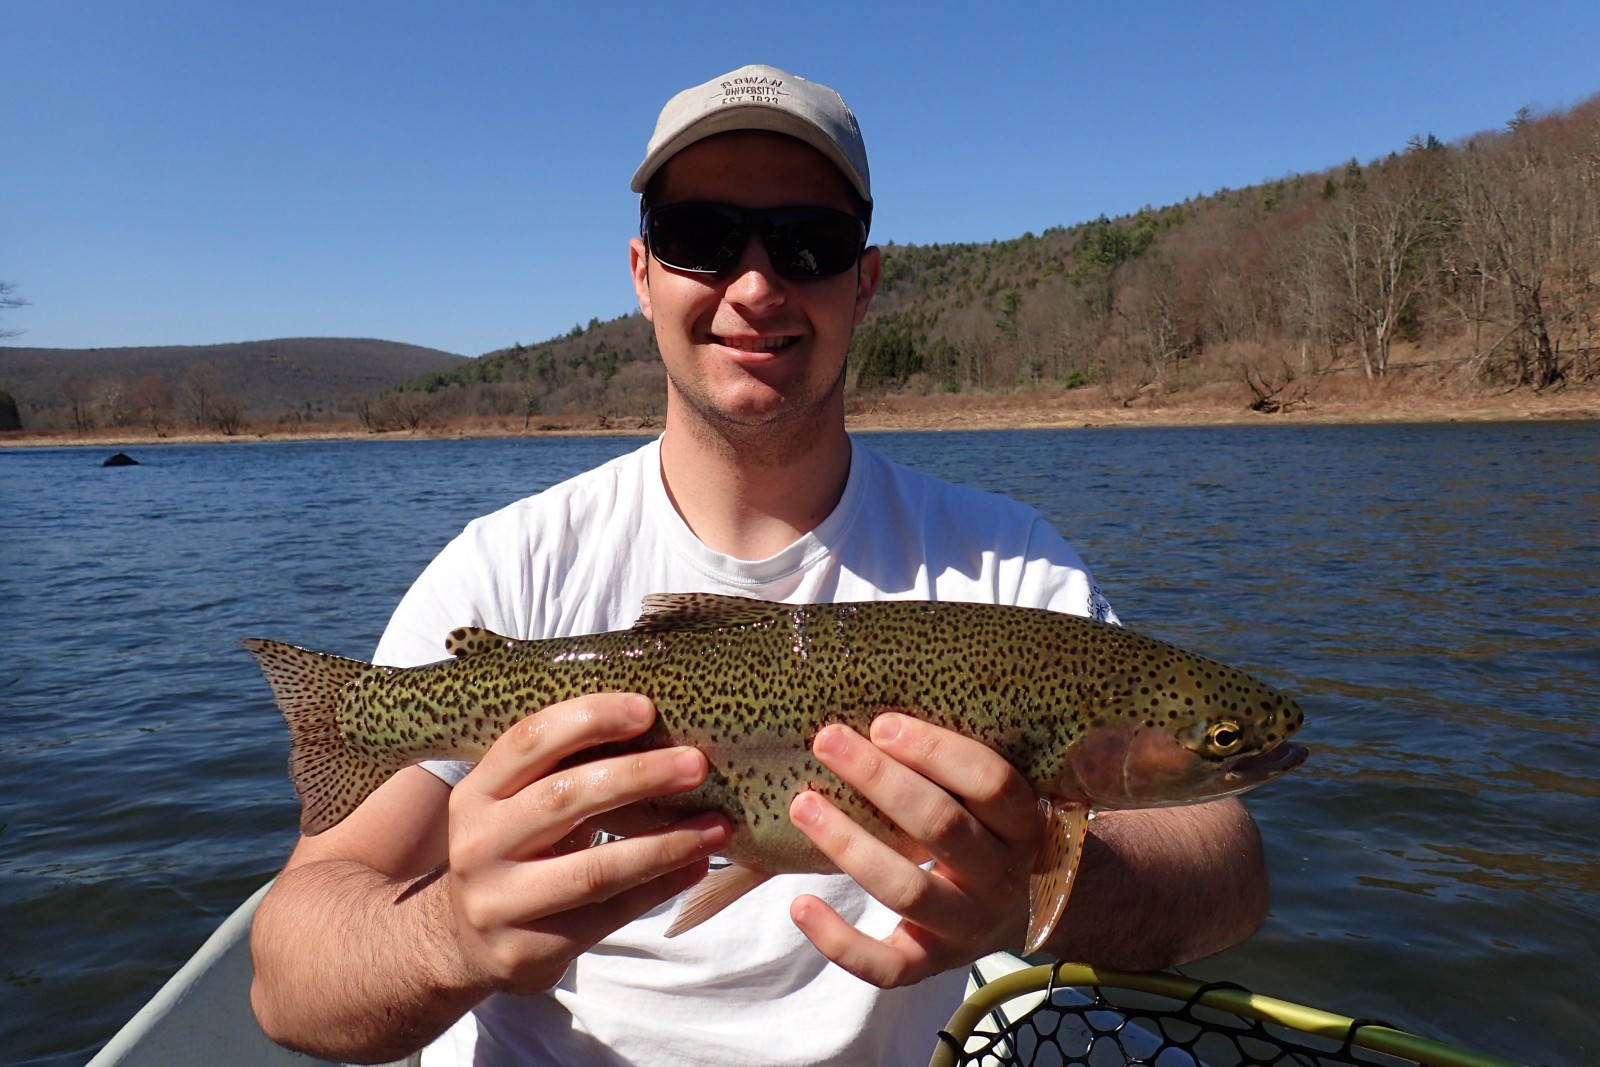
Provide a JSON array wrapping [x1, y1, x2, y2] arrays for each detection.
[[0, 338, 468, 431], [6, 94, 1596, 437], [390, 93, 1600, 425]]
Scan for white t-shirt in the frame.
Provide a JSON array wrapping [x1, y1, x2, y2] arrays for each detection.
[[375, 436, 1114, 1067]]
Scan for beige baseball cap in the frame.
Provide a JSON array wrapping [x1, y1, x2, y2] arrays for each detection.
[[631, 64, 871, 205]]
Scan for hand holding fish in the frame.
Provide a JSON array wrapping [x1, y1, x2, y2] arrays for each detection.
[[791, 714, 1275, 978], [429, 693, 732, 996], [789, 714, 1042, 988], [245, 595, 1307, 989]]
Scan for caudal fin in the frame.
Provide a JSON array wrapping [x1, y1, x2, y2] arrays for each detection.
[[240, 638, 394, 836]]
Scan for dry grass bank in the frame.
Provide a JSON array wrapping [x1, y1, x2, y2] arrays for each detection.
[[4, 377, 1596, 450]]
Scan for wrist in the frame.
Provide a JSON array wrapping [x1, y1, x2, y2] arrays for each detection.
[[410, 865, 500, 1003]]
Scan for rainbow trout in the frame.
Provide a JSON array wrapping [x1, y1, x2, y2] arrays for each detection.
[[243, 594, 1306, 952]]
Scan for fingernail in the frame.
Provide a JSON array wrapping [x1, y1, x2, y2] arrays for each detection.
[[791, 792, 822, 827], [625, 694, 654, 725], [695, 814, 729, 846], [814, 725, 845, 757], [673, 749, 704, 778], [872, 713, 902, 743]]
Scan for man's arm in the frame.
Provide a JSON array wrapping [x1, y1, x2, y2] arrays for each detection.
[[789, 714, 1268, 988], [1042, 799, 1266, 970], [249, 694, 730, 1063]]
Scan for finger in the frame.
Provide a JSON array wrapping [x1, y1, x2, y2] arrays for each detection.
[[469, 692, 658, 802], [455, 745, 710, 861], [467, 848, 717, 996], [446, 811, 728, 991], [790, 893, 939, 989], [511, 811, 731, 919], [805, 723, 1034, 956], [811, 722, 995, 871], [558, 856, 711, 941], [867, 713, 1044, 848], [790, 789, 974, 938]]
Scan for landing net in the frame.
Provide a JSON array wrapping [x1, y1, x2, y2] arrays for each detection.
[[930, 963, 1524, 1067]]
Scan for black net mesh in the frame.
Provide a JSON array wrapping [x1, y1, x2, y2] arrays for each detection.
[[937, 974, 1434, 1067]]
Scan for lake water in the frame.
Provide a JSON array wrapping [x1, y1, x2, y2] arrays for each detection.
[[1, 424, 1595, 1066]]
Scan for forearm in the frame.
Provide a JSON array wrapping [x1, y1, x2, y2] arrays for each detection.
[[1042, 798, 1268, 971], [250, 859, 489, 1063]]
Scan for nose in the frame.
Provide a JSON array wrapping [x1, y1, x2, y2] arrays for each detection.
[[721, 231, 787, 313]]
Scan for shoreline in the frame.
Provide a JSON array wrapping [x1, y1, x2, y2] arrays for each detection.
[[4, 385, 1596, 449]]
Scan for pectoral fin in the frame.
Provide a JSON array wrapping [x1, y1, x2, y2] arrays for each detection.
[[665, 864, 773, 937], [1024, 801, 1090, 955]]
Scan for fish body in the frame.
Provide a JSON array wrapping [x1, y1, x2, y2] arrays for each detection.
[[244, 594, 1306, 950]]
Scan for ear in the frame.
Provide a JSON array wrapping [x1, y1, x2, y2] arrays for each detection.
[[630, 237, 655, 322], [853, 245, 882, 327]]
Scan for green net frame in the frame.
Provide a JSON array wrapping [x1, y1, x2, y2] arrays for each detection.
[[929, 963, 1527, 1067]]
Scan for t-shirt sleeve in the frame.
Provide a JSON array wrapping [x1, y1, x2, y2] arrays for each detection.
[[1010, 514, 1119, 624]]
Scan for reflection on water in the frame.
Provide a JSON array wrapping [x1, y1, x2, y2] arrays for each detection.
[[1413, 842, 1600, 899], [2, 423, 1596, 1066]]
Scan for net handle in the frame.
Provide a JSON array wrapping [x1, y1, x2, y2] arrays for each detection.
[[929, 961, 1528, 1067]]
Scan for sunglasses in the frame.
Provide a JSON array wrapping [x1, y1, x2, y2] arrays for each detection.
[[641, 202, 868, 279]]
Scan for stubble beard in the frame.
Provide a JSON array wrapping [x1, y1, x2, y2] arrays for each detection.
[[664, 356, 849, 466]]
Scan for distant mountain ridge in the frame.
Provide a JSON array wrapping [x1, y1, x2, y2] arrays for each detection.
[[387, 93, 1600, 423], [0, 337, 469, 428], [7, 93, 1599, 436]]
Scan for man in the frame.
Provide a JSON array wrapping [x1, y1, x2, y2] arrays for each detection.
[[249, 64, 1268, 1066]]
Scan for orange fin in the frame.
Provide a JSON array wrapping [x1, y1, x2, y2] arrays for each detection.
[[665, 864, 772, 937], [1024, 801, 1090, 955]]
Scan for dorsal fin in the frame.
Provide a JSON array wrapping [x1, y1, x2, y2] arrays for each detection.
[[633, 593, 792, 632], [444, 626, 514, 658]]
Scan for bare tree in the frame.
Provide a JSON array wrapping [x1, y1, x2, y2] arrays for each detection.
[[1444, 107, 1600, 387], [96, 376, 137, 427], [349, 395, 376, 431], [377, 390, 436, 431], [1320, 155, 1441, 378], [601, 361, 666, 423], [1115, 249, 1197, 381], [211, 398, 244, 436], [1235, 347, 1312, 413], [180, 362, 223, 426], [0, 282, 27, 339], [130, 375, 174, 435], [1260, 205, 1343, 372], [59, 376, 94, 432]]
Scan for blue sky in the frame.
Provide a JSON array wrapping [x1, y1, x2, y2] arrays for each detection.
[[5, 1, 1599, 357]]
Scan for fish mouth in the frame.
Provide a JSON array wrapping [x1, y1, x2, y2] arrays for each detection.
[[1224, 741, 1309, 786]]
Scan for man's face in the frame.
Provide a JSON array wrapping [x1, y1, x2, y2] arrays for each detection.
[[630, 131, 880, 438]]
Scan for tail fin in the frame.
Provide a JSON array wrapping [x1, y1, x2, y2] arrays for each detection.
[[241, 638, 393, 836]]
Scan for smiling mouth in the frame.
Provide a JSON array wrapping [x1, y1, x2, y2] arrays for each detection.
[[714, 335, 799, 353]]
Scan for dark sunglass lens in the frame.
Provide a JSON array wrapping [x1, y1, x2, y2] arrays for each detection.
[[649, 205, 744, 274], [763, 211, 863, 277]]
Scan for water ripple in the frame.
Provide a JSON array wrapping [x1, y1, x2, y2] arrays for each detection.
[[4, 425, 1596, 1066]]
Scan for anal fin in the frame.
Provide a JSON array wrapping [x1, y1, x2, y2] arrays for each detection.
[[665, 864, 772, 937], [1024, 801, 1090, 955]]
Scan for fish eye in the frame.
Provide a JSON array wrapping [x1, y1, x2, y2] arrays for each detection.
[[1204, 720, 1244, 757]]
